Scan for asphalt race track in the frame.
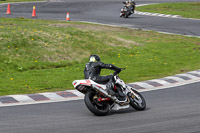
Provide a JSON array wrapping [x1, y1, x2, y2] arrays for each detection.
[[0, 82, 200, 133], [0, 0, 200, 132], [0, 0, 200, 37]]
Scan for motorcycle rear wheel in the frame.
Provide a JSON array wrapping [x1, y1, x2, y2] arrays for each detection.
[[128, 89, 146, 111], [124, 13, 129, 18], [124, 10, 131, 18], [84, 91, 109, 116]]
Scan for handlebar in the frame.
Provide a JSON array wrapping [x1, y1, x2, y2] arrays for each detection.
[[113, 68, 126, 76]]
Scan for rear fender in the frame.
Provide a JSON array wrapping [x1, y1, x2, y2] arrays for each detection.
[[73, 79, 92, 88], [72, 79, 92, 94], [72, 79, 106, 94]]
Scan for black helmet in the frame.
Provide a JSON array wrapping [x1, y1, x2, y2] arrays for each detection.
[[89, 55, 100, 62]]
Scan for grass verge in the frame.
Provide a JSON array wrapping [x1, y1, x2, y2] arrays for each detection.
[[0, 18, 200, 96], [0, 0, 43, 4], [136, 2, 200, 19]]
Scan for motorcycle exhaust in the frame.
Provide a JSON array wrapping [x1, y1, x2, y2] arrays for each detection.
[[91, 84, 129, 105]]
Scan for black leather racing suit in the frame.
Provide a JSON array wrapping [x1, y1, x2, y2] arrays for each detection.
[[84, 61, 127, 98], [84, 61, 120, 85], [126, 1, 135, 13]]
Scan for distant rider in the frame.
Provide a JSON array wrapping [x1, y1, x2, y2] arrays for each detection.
[[124, 0, 136, 13], [84, 55, 121, 96]]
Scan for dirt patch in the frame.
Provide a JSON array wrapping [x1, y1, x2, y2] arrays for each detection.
[[107, 36, 143, 48], [179, 69, 189, 73], [114, 36, 142, 46], [1, 23, 18, 26], [48, 23, 122, 32], [196, 42, 200, 45], [42, 46, 90, 63]]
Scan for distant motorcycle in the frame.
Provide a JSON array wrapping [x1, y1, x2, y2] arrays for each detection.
[[120, 2, 135, 18], [72, 68, 146, 116]]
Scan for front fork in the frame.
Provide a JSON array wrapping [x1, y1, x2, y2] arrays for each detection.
[[125, 85, 140, 99]]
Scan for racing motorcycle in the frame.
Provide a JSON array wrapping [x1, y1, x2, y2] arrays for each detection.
[[72, 68, 146, 116], [120, 2, 135, 18]]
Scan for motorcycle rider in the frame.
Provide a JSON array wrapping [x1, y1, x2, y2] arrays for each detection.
[[84, 55, 122, 96], [124, 0, 135, 13]]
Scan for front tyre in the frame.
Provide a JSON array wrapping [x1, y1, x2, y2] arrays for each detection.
[[129, 89, 146, 111], [84, 91, 109, 116]]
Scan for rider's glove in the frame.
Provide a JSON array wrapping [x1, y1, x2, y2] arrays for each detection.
[[116, 68, 122, 73]]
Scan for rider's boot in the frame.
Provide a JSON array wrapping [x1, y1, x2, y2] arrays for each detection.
[[117, 90, 127, 101]]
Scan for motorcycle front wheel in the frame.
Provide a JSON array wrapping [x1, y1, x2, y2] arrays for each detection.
[[84, 91, 109, 116], [128, 89, 146, 111]]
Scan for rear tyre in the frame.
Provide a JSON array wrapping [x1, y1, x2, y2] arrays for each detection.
[[129, 89, 146, 111], [124, 10, 131, 18], [124, 13, 129, 18], [84, 91, 109, 116]]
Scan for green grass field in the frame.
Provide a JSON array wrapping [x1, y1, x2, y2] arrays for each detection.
[[137, 2, 200, 19], [0, 18, 200, 96], [0, 0, 43, 3]]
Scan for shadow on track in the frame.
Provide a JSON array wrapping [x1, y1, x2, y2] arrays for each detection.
[[84, 107, 151, 117], [119, 16, 144, 20]]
